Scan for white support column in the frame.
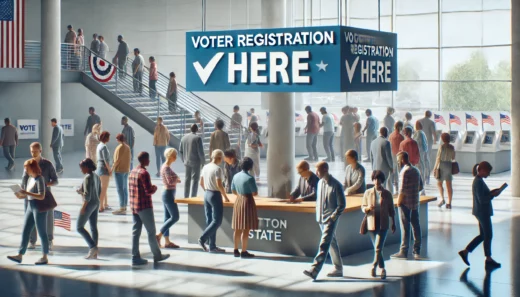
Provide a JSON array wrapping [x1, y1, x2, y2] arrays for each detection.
[[41, 0, 61, 159], [511, 0, 520, 197], [261, 0, 295, 198]]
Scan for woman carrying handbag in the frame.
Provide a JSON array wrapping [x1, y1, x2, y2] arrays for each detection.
[[361, 170, 396, 279]]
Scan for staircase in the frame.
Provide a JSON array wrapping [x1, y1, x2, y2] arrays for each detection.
[[24, 41, 244, 160]]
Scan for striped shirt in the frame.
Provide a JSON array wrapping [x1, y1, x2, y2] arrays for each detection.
[[398, 164, 423, 210]]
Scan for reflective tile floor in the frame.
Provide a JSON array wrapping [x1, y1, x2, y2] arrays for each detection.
[[0, 152, 519, 296]]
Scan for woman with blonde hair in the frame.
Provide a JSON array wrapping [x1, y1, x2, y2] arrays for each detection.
[[85, 123, 101, 162], [156, 148, 181, 248], [433, 132, 456, 209], [96, 131, 112, 212]]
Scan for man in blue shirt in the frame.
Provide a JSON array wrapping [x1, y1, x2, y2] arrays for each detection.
[[362, 109, 379, 162], [319, 107, 335, 162]]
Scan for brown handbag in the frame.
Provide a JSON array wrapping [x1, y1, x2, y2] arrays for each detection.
[[451, 162, 460, 175], [360, 214, 368, 235]]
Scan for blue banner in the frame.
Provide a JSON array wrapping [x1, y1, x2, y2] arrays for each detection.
[[186, 26, 397, 93]]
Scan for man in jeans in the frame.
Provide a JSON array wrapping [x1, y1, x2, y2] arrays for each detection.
[[179, 124, 206, 198], [392, 151, 423, 260], [149, 56, 158, 99], [50, 118, 64, 174], [1, 118, 18, 170], [304, 106, 320, 162], [112, 133, 131, 215], [198, 149, 230, 253], [129, 152, 170, 266], [121, 116, 135, 169], [132, 48, 144, 95], [153, 117, 170, 177], [319, 107, 335, 162]]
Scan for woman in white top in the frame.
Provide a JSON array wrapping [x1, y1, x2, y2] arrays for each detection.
[[85, 123, 101, 162], [8, 159, 49, 265]]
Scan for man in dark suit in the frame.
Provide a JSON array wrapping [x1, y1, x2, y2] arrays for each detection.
[[370, 127, 394, 193], [304, 161, 346, 280], [289, 160, 319, 202], [50, 118, 64, 174], [179, 124, 206, 198]]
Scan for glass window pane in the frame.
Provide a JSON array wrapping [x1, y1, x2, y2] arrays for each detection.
[[350, 0, 392, 19], [442, 0, 482, 12], [348, 91, 392, 109], [441, 12, 482, 47], [483, 0, 511, 10], [206, 0, 231, 30], [483, 10, 511, 45], [396, 0, 438, 15], [350, 16, 392, 31], [399, 49, 439, 81], [396, 14, 438, 48], [230, 0, 248, 28], [442, 82, 511, 111], [395, 82, 439, 110], [442, 47, 511, 81]]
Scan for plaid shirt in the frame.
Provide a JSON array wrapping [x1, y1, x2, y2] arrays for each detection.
[[129, 165, 157, 214], [398, 164, 423, 210]]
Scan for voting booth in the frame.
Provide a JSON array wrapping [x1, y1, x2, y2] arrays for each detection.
[[478, 112, 510, 173], [457, 113, 481, 173]]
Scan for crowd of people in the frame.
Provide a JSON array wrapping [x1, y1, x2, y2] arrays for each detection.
[[0, 97, 504, 279]]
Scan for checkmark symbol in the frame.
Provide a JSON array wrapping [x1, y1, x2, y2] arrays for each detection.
[[345, 56, 359, 84], [193, 52, 224, 85]]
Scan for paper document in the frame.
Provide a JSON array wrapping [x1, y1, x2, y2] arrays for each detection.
[[10, 184, 22, 193]]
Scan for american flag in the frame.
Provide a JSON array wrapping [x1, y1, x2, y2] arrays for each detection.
[[330, 113, 340, 125], [449, 114, 461, 125], [434, 114, 446, 125], [500, 113, 511, 125], [295, 113, 304, 122], [0, 0, 25, 68], [54, 210, 71, 231], [482, 113, 495, 126], [465, 113, 478, 126]]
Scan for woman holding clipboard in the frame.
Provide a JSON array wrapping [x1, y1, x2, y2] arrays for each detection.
[[458, 161, 505, 269]]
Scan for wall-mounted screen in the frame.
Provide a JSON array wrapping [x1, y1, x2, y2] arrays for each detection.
[[483, 131, 495, 145], [501, 131, 510, 144], [449, 131, 458, 143], [464, 131, 475, 144]]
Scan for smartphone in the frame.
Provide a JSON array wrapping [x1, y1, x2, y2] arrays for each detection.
[[499, 183, 508, 192]]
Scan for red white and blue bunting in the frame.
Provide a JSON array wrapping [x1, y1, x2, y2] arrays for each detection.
[[89, 56, 116, 82]]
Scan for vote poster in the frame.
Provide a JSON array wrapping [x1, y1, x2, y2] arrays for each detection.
[[60, 119, 74, 137], [17, 120, 39, 139], [185, 25, 397, 93]]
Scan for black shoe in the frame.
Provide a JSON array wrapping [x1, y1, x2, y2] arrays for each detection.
[[233, 249, 240, 257], [240, 251, 255, 258], [198, 239, 208, 252], [485, 259, 501, 269], [209, 247, 226, 253], [458, 250, 470, 266], [303, 269, 318, 280]]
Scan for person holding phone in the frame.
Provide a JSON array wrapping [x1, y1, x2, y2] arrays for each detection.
[[458, 161, 502, 269]]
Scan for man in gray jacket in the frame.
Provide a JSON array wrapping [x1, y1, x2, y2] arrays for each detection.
[[113, 35, 129, 77], [50, 118, 64, 173], [1, 117, 18, 170], [179, 124, 206, 198], [304, 161, 346, 280], [370, 127, 394, 193]]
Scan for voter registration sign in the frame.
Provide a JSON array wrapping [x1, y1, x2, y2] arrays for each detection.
[[17, 120, 39, 139], [186, 26, 397, 93], [60, 119, 74, 137]]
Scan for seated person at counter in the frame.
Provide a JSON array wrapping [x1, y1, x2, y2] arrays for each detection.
[[289, 160, 320, 202], [343, 149, 366, 195]]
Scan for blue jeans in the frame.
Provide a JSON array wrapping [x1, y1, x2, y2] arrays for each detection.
[[19, 200, 49, 255], [149, 79, 157, 99], [369, 229, 388, 268], [76, 202, 99, 248], [398, 205, 421, 254], [184, 164, 201, 198], [52, 146, 63, 171], [25, 199, 54, 244], [132, 208, 162, 260], [200, 190, 223, 250], [114, 172, 129, 208], [311, 219, 343, 274], [160, 189, 179, 237], [3, 145, 15, 168], [155, 146, 166, 174]]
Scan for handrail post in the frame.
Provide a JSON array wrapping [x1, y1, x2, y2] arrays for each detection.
[[157, 96, 160, 120], [115, 69, 118, 94]]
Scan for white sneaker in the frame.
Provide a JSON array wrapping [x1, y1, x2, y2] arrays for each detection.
[[85, 247, 98, 259]]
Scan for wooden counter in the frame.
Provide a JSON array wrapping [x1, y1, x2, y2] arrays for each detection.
[[176, 194, 437, 214]]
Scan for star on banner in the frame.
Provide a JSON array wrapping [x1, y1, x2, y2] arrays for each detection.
[[316, 60, 328, 72]]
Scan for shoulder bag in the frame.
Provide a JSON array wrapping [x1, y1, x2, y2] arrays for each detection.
[[451, 161, 460, 175], [360, 214, 368, 235], [30, 178, 57, 213]]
